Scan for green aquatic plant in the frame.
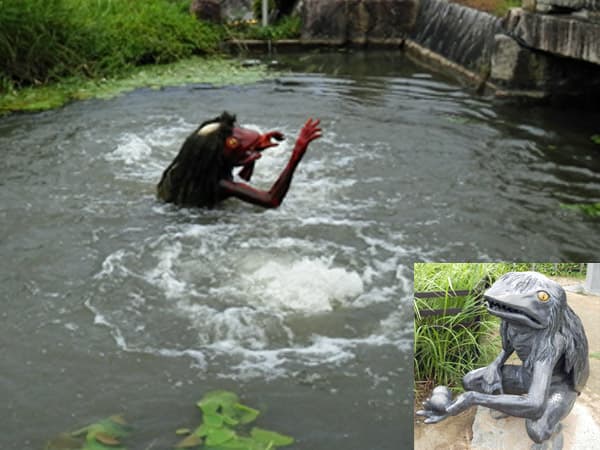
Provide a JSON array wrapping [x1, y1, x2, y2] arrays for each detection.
[[45, 415, 131, 450], [560, 202, 600, 218], [590, 134, 600, 145], [0, 56, 274, 115], [174, 390, 294, 450]]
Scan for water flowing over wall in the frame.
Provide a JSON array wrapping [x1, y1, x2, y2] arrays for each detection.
[[409, 0, 503, 73]]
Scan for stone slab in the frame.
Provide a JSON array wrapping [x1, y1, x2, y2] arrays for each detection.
[[504, 8, 600, 65], [471, 403, 600, 450], [536, 0, 600, 12]]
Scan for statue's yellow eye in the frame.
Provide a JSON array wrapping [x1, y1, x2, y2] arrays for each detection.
[[537, 291, 550, 302]]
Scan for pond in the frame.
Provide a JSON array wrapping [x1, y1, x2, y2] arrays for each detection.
[[1, 50, 599, 450]]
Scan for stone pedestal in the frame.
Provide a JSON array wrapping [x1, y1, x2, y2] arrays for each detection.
[[470, 403, 600, 450], [585, 263, 600, 296]]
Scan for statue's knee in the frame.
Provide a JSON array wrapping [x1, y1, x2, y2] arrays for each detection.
[[526, 420, 553, 444], [462, 367, 484, 391]]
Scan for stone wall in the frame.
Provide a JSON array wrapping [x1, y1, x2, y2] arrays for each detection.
[[301, 0, 417, 44]]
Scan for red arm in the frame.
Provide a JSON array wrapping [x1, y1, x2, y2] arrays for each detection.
[[220, 119, 321, 208]]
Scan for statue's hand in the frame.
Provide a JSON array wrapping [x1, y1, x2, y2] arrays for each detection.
[[445, 391, 475, 416], [416, 407, 449, 424], [481, 364, 504, 394], [292, 118, 321, 162], [416, 386, 453, 424]]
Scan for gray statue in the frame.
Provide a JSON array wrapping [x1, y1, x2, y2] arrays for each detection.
[[417, 271, 589, 444]]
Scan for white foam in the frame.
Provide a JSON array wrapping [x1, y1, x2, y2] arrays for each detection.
[[145, 241, 186, 299], [212, 334, 390, 380], [245, 257, 364, 312], [106, 133, 152, 165]]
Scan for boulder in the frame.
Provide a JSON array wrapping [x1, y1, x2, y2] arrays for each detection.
[[301, 0, 417, 44]]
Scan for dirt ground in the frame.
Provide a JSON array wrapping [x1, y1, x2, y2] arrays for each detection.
[[450, 0, 504, 13], [414, 277, 600, 449]]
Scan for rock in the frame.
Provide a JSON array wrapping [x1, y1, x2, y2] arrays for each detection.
[[491, 34, 525, 82], [490, 30, 600, 101], [471, 403, 600, 450], [190, 0, 221, 23], [504, 8, 600, 65], [301, 0, 417, 44]]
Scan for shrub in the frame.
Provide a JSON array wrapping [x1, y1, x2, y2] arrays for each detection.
[[414, 263, 501, 390], [0, 0, 223, 87]]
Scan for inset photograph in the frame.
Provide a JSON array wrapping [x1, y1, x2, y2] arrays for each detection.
[[414, 263, 600, 450]]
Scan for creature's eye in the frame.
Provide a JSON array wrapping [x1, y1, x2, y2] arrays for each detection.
[[225, 137, 239, 149], [537, 291, 550, 302]]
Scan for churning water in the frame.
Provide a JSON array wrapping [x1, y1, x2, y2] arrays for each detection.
[[1, 50, 599, 450]]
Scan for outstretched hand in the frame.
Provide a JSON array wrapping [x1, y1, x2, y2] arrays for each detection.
[[292, 118, 321, 162], [416, 386, 454, 424]]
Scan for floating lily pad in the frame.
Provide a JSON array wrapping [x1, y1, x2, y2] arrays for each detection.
[[94, 432, 121, 446], [194, 423, 210, 437], [47, 416, 130, 450], [230, 403, 260, 425], [175, 391, 294, 450], [176, 433, 203, 448], [204, 413, 224, 428], [205, 428, 236, 446], [197, 391, 240, 415]]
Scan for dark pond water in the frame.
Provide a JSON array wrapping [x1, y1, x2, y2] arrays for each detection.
[[1, 50, 599, 450]]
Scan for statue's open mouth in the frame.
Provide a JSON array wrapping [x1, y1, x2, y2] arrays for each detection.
[[485, 298, 544, 328]]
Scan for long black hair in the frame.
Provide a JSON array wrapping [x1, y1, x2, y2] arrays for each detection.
[[157, 112, 236, 208]]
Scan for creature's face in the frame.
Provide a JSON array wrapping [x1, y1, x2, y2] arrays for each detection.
[[222, 126, 267, 166], [483, 271, 566, 329], [197, 121, 279, 166]]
